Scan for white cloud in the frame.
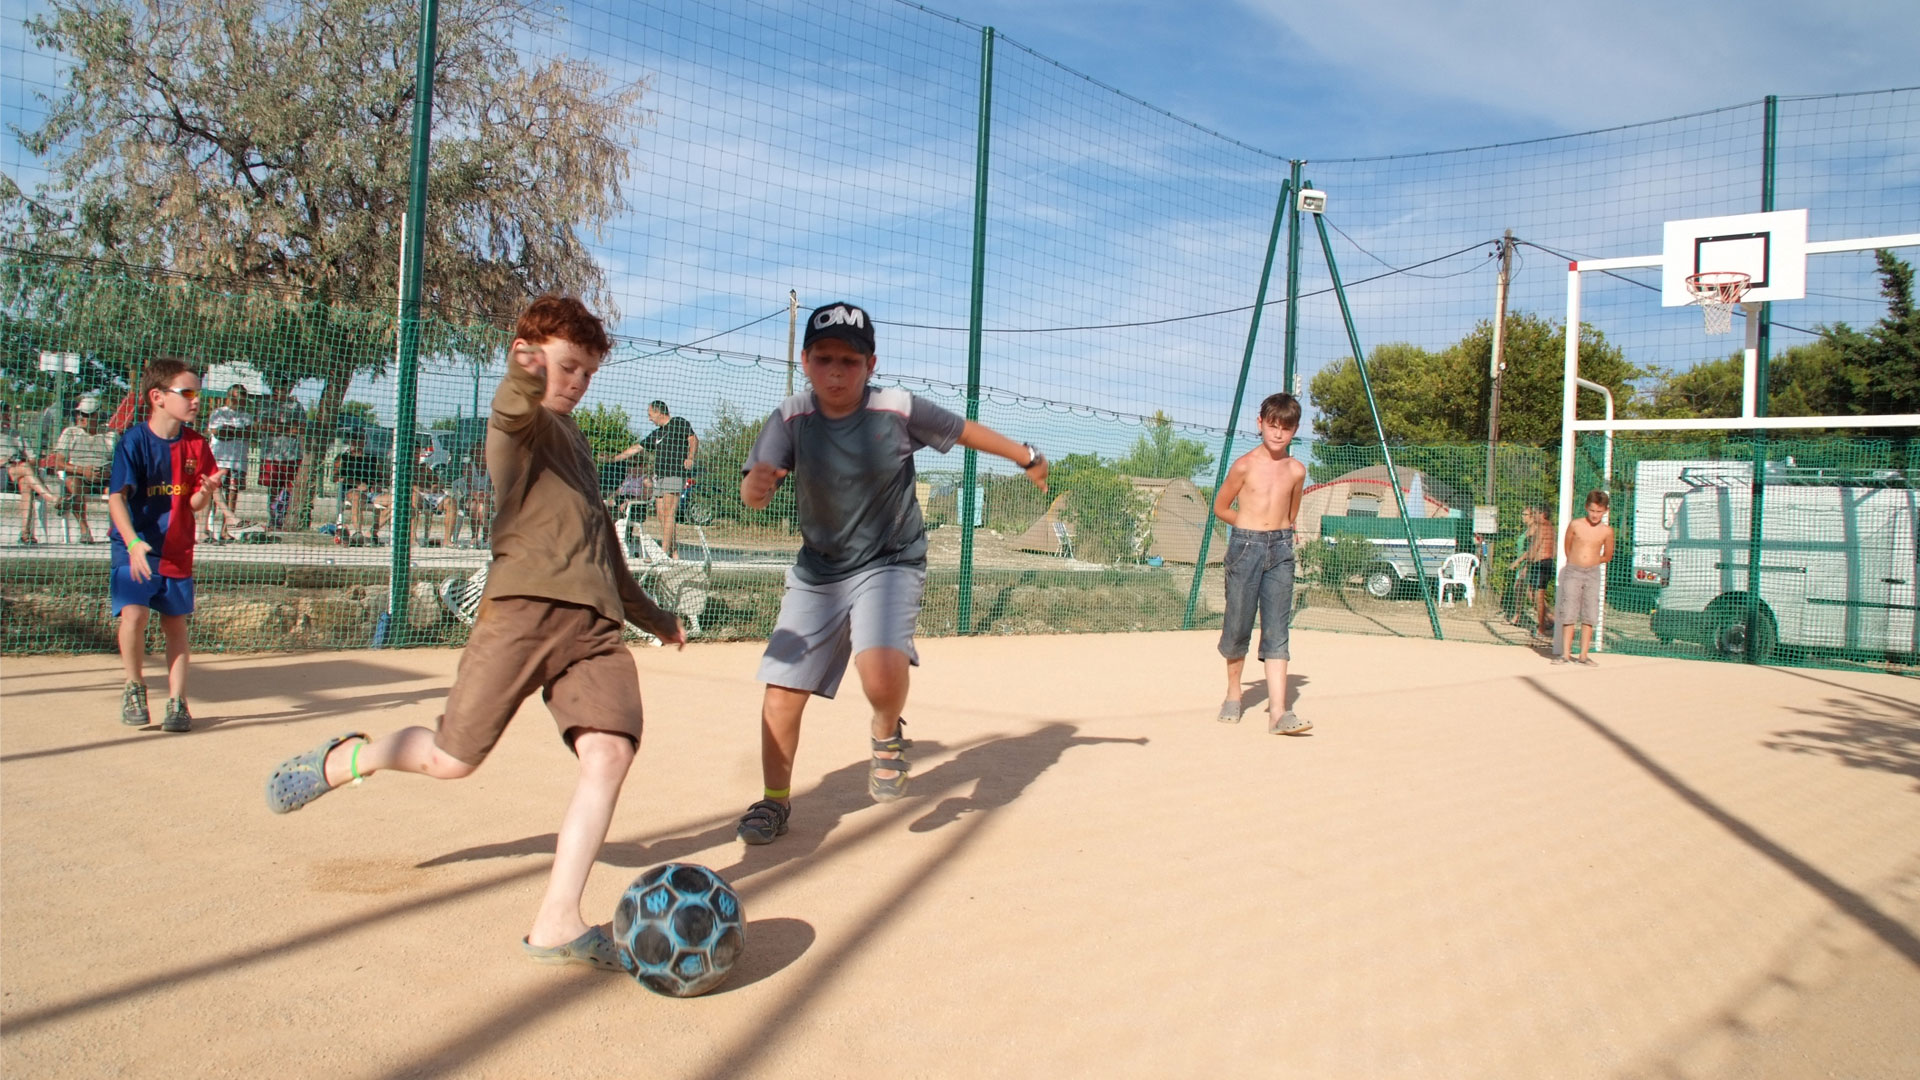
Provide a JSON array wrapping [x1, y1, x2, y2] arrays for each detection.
[[1236, 0, 1920, 129]]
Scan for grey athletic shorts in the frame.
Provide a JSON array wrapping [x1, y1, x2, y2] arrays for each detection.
[[757, 563, 925, 698], [1556, 563, 1604, 627]]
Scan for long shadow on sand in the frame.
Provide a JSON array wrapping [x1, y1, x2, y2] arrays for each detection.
[[1524, 675, 1920, 972], [373, 722, 1148, 1080]]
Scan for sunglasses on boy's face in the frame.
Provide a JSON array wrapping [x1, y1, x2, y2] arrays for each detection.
[[159, 387, 201, 401]]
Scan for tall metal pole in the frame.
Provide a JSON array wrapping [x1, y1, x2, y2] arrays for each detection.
[[1743, 94, 1778, 663], [956, 26, 994, 635], [1482, 229, 1514, 590], [785, 290, 797, 396], [1312, 207, 1445, 640], [1281, 159, 1305, 396], [383, 0, 439, 647], [1182, 179, 1292, 629], [1485, 229, 1513, 503]]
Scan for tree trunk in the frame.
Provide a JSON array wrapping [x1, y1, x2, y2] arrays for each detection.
[[289, 366, 351, 531]]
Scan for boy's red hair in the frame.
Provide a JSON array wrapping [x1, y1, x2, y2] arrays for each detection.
[[516, 295, 611, 358]]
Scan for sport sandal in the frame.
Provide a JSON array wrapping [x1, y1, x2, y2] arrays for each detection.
[[121, 681, 150, 727], [870, 718, 911, 802], [266, 732, 369, 814], [736, 798, 791, 845]]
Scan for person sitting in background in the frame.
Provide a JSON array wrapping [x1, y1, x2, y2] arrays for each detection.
[[331, 431, 391, 545], [448, 443, 493, 549], [1, 401, 60, 545], [202, 384, 257, 543], [411, 445, 455, 547], [50, 395, 116, 544], [259, 384, 307, 531]]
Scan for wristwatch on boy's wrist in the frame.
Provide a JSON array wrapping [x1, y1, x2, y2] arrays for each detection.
[[1021, 442, 1041, 468]]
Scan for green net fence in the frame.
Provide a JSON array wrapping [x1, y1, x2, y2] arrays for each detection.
[[2, 0, 1915, 675]]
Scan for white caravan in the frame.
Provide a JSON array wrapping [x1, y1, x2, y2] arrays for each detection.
[[1649, 468, 1919, 661]]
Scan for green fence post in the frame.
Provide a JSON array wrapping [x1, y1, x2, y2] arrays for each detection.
[[1182, 179, 1291, 629], [1743, 94, 1778, 663], [1311, 203, 1445, 640], [383, 0, 439, 647], [956, 26, 994, 636], [1282, 158, 1304, 395]]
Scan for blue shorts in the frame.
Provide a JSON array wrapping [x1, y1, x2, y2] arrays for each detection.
[[111, 567, 196, 617]]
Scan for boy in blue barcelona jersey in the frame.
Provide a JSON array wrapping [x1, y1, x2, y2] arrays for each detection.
[[106, 359, 223, 731], [732, 301, 1050, 845]]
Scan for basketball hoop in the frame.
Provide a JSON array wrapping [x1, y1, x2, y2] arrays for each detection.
[[1685, 271, 1751, 336]]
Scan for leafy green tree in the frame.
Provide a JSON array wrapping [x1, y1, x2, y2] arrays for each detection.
[[697, 399, 793, 528], [7, 0, 647, 524], [1113, 410, 1214, 480], [1047, 453, 1147, 564], [1307, 314, 1639, 446]]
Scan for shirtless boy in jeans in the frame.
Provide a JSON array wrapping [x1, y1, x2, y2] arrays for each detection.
[[1212, 392, 1310, 735], [1553, 490, 1614, 666]]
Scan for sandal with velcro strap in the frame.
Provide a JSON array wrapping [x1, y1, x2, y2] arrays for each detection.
[[736, 798, 791, 845], [869, 718, 910, 802]]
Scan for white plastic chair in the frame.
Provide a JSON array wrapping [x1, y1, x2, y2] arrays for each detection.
[[1437, 552, 1479, 608]]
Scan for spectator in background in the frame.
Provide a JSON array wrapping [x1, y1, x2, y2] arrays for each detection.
[[411, 444, 456, 547], [449, 442, 493, 549], [50, 394, 115, 543], [331, 430, 391, 545], [203, 384, 257, 542], [259, 384, 307, 531], [608, 400, 698, 559], [2, 401, 61, 545]]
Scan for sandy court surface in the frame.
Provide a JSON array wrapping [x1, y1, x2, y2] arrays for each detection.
[[3, 631, 1918, 1079]]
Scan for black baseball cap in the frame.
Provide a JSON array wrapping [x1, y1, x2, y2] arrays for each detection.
[[803, 301, 875, 355]]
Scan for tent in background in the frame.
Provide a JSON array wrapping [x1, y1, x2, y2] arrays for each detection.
[[1011, 476, 1225, 564]]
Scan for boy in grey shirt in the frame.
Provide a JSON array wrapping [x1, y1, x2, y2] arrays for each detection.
[[735, 301, 1050, 843]]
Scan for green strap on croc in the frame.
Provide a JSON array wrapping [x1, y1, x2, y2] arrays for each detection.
[[265, 731, 369, 814]]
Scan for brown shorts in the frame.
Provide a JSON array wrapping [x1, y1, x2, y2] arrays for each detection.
[[435, 596, 644, 766]]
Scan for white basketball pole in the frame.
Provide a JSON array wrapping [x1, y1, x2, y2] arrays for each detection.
[[1559, 231, 1919, 658]]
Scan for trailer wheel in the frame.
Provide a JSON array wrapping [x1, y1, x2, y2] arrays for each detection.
[[1364, 564, 1398, 600], [1710, 597, 1777, 663]]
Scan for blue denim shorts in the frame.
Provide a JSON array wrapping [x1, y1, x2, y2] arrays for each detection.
[[1218, 527, 1295, 662]]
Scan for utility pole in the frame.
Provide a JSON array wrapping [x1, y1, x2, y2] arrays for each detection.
[[1482, 230, 1514, 591], [1484, 229, 1514, 500], [785, 290, 798, 395]]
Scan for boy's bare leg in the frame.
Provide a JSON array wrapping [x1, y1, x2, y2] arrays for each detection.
[[1557, 620, 1575, 662], [1264, 657, 1289, 717], [1223, 655, 1245, 703], [759, 685, 810, 803], [317, 725, 476, 787], [1578, 624, 1594, 662], [528, 729, 636, 948], [118, 606, 149, 683], [854, 647, 910, 783], [160, 614, 190, 700]]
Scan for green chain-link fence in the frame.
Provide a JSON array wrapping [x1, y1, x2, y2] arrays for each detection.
[[2, 0, 1914, 674]]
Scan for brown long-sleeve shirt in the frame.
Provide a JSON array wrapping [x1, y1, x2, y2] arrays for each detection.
[[481, 362, 663, 630]]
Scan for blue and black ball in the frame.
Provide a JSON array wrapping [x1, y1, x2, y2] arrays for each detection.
[[612, 863, 745, 997]]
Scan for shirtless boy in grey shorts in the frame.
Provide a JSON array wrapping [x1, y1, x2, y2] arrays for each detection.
[[734, 301, 1050, 844]]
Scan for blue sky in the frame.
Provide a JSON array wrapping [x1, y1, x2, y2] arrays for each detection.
[[922, 0, 1920, 156]]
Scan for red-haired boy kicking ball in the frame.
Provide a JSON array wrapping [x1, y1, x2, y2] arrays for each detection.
[[266, 296, 684, 971]]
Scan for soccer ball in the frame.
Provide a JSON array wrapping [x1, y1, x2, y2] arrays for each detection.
[[612, 863, 746, 997]]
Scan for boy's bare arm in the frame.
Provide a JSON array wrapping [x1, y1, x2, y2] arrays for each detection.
[[1600, 525, 1615, 562], [956, 421, 1048, 490], [1212, 459, 1245, 527]]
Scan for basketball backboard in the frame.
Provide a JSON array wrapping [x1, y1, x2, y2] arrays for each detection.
[[1661, 208, 1807, 306]]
